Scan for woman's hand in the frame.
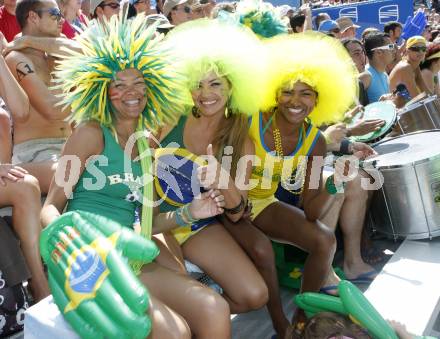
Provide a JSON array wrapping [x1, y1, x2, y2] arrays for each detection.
[[0, 164, 28, 185], [197, 144, 231, 190], [323, 123, 347, 144], [348, 119, 385, 136], [350, 141, 377, 159], [189, 189, 225, 219]]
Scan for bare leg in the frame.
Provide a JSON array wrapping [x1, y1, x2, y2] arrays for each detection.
[[152, 232, 186, 274], [20, 161, 57, 195], [148, 296, 191, 339], [140, 263, 231, 339], [0, 175, 50, 301], [339, 174, 374, 279], [223, 217, 289, 337], [0, 110, 12, 163], [182, 222, 269, 314]]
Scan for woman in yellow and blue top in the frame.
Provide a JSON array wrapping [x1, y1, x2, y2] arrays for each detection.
[[229, 32, 359, 337]]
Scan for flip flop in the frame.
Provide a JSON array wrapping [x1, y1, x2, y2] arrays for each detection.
[[347, 270, 378, 284], [319, 284, 339, 296]]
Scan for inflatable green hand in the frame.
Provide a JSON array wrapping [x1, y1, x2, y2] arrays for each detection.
[[294, 280, 399, 339], [40, 211, 160, 339]]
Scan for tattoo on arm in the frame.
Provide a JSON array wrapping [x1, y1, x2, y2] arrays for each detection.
[[16, 62, 35, 82]]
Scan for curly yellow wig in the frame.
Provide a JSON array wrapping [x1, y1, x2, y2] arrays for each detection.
[[164, 18, 267, 116], [53, 13, 188, 131], [262, 32, 359, 126]]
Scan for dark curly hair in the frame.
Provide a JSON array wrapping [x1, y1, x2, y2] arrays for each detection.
[[421, 43, 440, 69]]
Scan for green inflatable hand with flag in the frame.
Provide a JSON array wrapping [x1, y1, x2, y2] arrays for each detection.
[[40, 210, 159, 339]]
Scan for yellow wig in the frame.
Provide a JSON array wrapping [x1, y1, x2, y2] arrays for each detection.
[[163, 18, 267, 116], [262, 32, 359, 126]]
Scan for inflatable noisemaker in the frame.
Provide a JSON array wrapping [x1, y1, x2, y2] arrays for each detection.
[[401, 9, 427, 40], [294, 280, 399, 339], [40, 211, 159, 339]]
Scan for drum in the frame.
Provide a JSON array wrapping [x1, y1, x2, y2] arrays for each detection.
[[396, 96, 440, 134], [349, 101, 397, 143], [368, 130, 440, 240]]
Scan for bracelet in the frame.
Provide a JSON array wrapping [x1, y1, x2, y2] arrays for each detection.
[[339, 139, 352, 155], [182, 204, 199, 223], [224, 196, 245, 214], [175, 208, 188, 227], [325, 175, 346, 195]]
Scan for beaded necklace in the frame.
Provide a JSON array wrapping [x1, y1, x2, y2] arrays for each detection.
[[271, 113, 307, 195]]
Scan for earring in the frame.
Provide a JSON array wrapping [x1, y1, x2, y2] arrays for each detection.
[[225, 98, 232, 118], [192, 106, 201, 118]]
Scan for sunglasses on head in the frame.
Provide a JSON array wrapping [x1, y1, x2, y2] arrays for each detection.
[[100, 2, 120, 9], [35, 7, 63, 21], [371, 43, 396, 51], [409, 46, 427, 52]]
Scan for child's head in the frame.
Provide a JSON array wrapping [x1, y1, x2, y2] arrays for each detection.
[[302, 312, 372, 339]]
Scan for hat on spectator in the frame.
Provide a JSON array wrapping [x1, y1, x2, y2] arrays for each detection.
[[318, 20, 339, 33], [146, 14, 175, 28], [406, 35, 427, 48], [336, 17, 360, 32], [163, 0, 188, 16]]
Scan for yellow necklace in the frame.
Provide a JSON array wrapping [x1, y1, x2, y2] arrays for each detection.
[[272, 113, 307, 195]]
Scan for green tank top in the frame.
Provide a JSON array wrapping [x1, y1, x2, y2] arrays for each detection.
[[158, 115, 187, 213], [67, 125, 143, 228]]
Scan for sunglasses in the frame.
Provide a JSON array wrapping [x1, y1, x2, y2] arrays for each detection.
[[330, 28, 340, 34], [409, 46, 427, 52], [173, 5, 191, 13], [100, 2, 120, 9], [35, 8, 63, 21], [371, 43, 396, 51]]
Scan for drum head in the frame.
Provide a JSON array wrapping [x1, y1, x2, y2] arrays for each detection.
[[349, 101, 396, 143], [369, 130, 440, 168]]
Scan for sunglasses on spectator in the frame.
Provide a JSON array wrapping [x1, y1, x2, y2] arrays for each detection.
[[173, 5, 191, 13], [409, 46, 427, 52], [35, 8, 63, 21], [100, 2, 120, 9], [330, 28, 341, 34], [371, 43, 396, 51]]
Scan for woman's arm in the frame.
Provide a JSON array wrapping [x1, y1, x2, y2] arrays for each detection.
[[41, 122, 103, 227], [0, 55, 29, 122], [301, 134, 341, 221]]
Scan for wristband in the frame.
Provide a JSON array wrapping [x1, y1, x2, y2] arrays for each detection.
[[339, 139, 352, 155], [224, 196, 245, 214], [182, 204, 199, 223], [175, 207, 188, 227]]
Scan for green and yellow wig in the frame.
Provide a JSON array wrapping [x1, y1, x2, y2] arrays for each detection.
[[262, 32, 359, 126], [164, 18, 267, 116], [54, 13, 187, 131]]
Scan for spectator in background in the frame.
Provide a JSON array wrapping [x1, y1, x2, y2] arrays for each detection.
[[290, 11, 305, 33], [336, 16, 360, 39], [383, 21, 402, 44], [343, 38, 369, 105], [420, 43, 440, 95], [128, 0, 155, 17], [389, 36, 431, 98], [145, 13, 174, 34], [361, 27, 379, 43], [58, 0, 87, 39], [90, 0, 120, 20], [318, 19, 341, 39], [163, 0, 192, 25], [360, 32, 395, 102], [210, 1, 235, 18], [313, 12, 330, 30], [0, 0, 21, 42]]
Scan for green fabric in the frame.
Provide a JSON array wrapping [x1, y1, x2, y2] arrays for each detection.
[[158, 115, 187, 213], [67, 125, 142, 228]]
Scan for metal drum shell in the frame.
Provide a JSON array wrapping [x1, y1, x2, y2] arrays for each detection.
[[396, 96, 440, 134], [369, 130, 440, 240]]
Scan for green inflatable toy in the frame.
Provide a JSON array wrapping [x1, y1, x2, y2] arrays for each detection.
[[40, 211, 160, 339], [294, 280, 399, 339]]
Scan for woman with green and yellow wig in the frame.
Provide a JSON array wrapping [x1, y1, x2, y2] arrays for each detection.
[[238, 32, 358, 336], [153, 17, 270, 320], [40, 14, 233, 338]]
